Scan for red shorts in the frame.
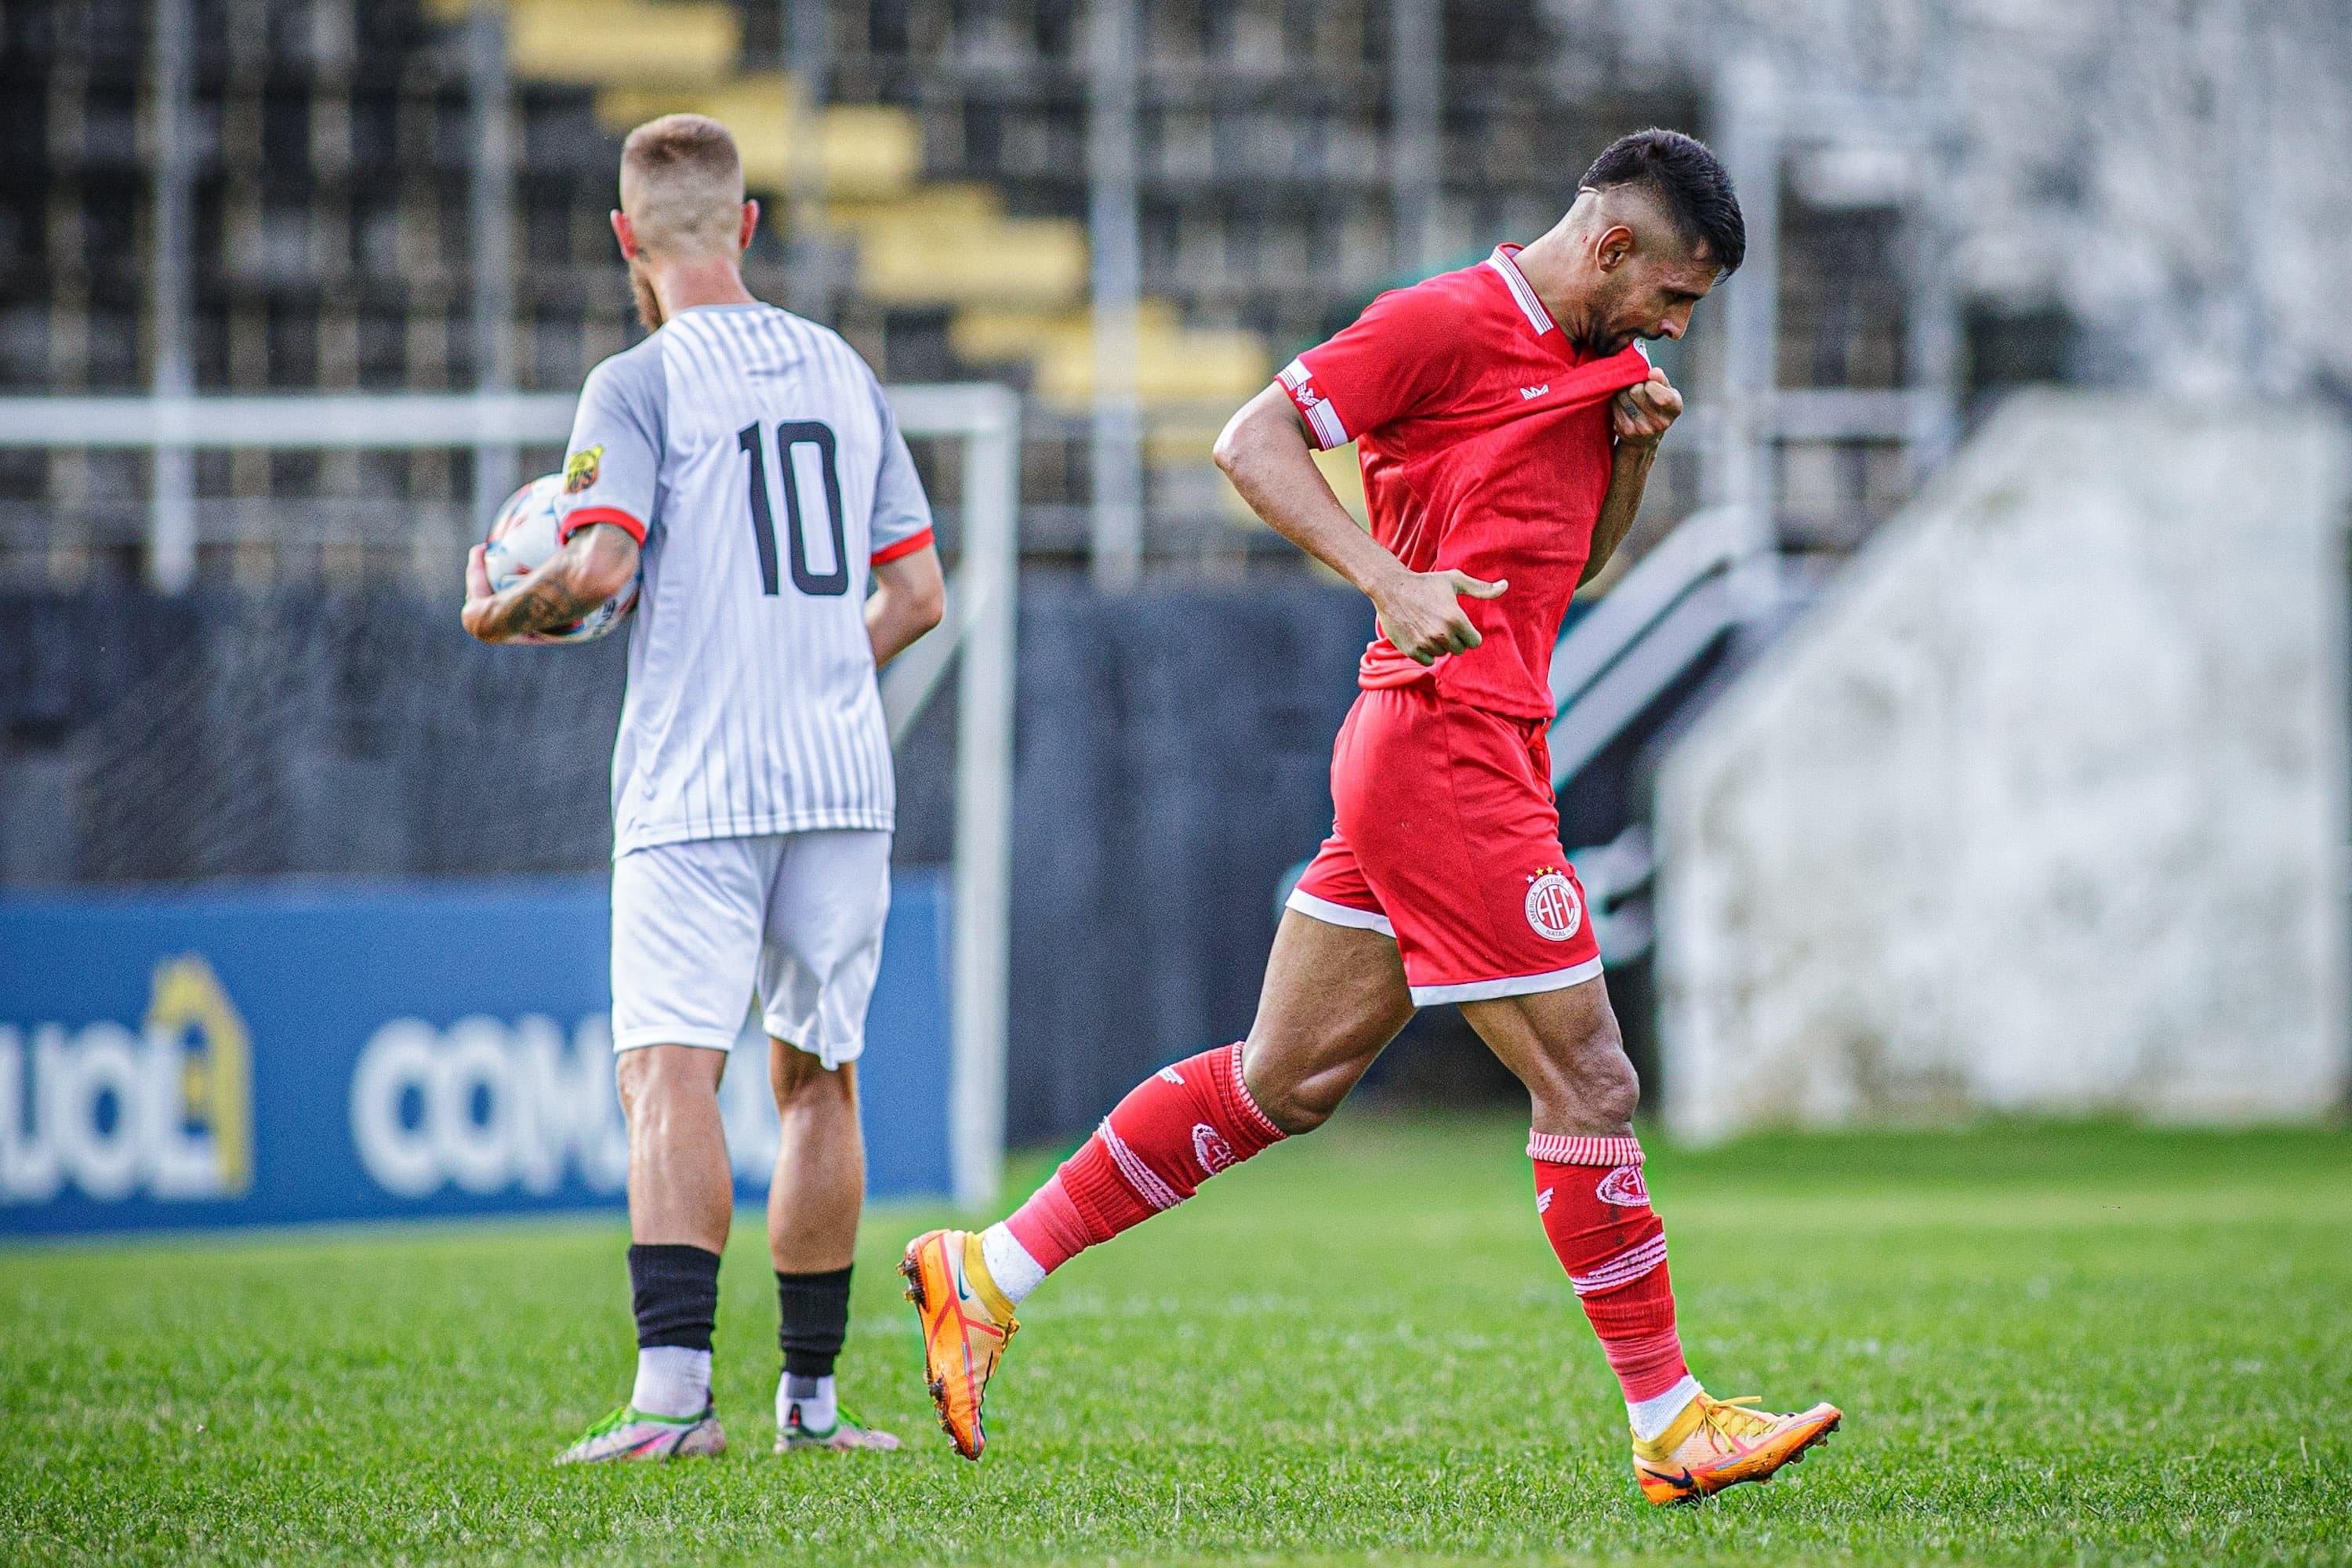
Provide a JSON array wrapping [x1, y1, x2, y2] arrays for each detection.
[[1288, 684, 1603, 1005]]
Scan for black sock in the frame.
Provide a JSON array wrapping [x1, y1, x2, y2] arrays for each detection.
[[630, 1243, 720, 1351], [776, 1264, 853, 1379]]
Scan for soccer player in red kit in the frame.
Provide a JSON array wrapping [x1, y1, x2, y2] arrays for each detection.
[[904, 129, 1840, 1504]]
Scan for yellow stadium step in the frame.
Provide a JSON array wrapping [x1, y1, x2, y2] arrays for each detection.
[[440, 0, 1271, 427], [426, 0, 741, 86], [829, 188, 1088, 309], [951, 303, 1270, 412]]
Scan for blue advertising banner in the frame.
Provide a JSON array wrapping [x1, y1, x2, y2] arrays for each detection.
[[0, 873, 953, 1237]]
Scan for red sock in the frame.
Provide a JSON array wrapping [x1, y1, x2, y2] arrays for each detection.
[[1005, 1044, 1286, 1272], [1530, 1132, 1691, 1404]]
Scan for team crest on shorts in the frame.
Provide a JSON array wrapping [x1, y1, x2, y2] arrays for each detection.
[[1523, 866, 1583, 942], [563, 445, 603, 494], [1192, 1123, 1235, 1176]]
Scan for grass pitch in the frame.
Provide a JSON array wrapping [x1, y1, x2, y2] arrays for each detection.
[[4, 1116, 2347, 1566]]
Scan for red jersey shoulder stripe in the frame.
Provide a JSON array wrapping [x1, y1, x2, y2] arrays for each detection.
[[871, 525, 935, 566], [558, 505, 647, 545]]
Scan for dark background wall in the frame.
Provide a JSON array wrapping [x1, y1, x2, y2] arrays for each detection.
[[993, 578, 1373, 1141], [0, 581, 1667, 1141]]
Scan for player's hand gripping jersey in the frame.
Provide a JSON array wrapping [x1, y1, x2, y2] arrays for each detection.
[[1282, 249, 1653, 1004], [1279, 245, 1653, 718], [556, 304, 935, 855]]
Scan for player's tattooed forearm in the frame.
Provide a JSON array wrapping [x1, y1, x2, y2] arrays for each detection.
[[488, 568, 599, 637]]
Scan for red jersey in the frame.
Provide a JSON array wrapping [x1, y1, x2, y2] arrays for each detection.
[[1279, 245, 1652, 720]]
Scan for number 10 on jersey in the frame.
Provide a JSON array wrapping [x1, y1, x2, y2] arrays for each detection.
[[737, 420, 849, 597]]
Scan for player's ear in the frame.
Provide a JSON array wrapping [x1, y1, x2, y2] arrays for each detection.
[[739, 198, 760, 252], [1595, 223, 1635, 273], [611, 209, 636, 260]]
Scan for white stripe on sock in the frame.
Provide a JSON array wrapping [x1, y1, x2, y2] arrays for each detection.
[[1098, 1117, 1181, 1211], [632, 1345, 711, 1419], [1627, 1374, 1704, 1443], [981, 1222, 1047, 1306], [1570, 1233, 1669, 1296]]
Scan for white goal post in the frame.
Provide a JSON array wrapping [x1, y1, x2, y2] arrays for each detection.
[[0, 384, 1021, 1207]]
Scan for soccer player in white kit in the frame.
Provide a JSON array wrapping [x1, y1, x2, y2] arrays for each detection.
[[460, 114, 945, 1462]]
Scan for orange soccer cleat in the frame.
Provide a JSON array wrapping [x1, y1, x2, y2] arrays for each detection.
[[1630, 1391, 1842, 1505], [900, 1229, 1018, 1459]]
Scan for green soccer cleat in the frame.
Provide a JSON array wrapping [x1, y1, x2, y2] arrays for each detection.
[[775, 1401, 903, 1454], [554, 1403, 728, 1465]]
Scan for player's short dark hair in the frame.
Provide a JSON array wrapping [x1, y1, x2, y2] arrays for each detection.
[[1579, 129, 1745, 275]]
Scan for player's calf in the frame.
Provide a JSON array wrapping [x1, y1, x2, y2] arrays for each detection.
[[1528, 1131, 1841, 1502], [903, 1040, 1288, 1457], [990, 1041, 1287, 1298]]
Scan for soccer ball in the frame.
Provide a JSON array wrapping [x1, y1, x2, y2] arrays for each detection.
[[481, 474, 640, 643]]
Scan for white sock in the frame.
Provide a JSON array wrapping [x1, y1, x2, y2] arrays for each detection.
[[631, 1345, 711, 1419], [980, 1223, 1047, 1306], [779, 1372, 837, 1434], [1628, 1374, 1704, 1443]]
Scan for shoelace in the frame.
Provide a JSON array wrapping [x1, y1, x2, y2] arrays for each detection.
[[1698, 1396, 1777, 1450], [586, 1403, 700, 1439], [582, 1405, 633, 1438]]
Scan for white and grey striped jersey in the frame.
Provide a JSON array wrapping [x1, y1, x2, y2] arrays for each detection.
[[553, 303, 935, 858]]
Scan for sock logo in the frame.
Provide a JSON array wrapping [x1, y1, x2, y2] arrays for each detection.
[[1157, 1065, 1186, 1085], [1524, 868, 1584, 942], [1191, 1123, 1234, 1175], [1595, 1163, 1650, 1207], [1536, 1185, 1555, 1214]]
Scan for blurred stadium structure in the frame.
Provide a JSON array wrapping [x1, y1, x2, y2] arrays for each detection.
[[2, 0, 2350, 1185], [1660, 394, 2352, 1136]]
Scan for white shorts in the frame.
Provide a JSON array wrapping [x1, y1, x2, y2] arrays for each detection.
[[610, 829, 892, 1069]]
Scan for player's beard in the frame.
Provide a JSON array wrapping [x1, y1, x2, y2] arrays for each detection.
[[628, 259, 665, 332], [1571, 304, 1634, 358]]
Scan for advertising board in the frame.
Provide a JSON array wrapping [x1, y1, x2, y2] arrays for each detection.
[[0, 874, 954, 1236]]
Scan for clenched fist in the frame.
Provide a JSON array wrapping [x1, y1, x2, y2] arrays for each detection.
[[1611, 364, 1682, 447]]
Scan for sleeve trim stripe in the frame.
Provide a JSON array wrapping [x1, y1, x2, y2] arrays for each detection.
[[558, 505, 648, 545], [1305, 397, 1349, 450], [869, 525, 935, 566], [1279, 361, 1352, 450]]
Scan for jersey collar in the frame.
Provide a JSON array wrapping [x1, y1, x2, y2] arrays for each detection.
[[1484, 245, 1558, 338]]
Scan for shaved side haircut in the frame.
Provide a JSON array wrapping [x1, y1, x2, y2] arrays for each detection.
[[1579, 129, 1744, 276], [620, 114, 746, 258]]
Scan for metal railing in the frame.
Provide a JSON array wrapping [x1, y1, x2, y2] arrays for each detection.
[[1548, 505, 1755, 794]]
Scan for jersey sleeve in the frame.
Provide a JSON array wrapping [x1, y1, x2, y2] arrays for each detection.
[[1279, 282, 1461, 450], [866, 382, 936, 566], [553, 345, 664, 545]]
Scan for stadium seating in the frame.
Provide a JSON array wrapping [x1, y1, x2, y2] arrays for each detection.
[[3, 0, 1668, 582], [445, 0, 1269, 449]]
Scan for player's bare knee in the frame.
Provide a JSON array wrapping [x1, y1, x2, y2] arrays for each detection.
[[1566, 1029, 1640, 1127], [1521, 1011, 1639, 1130], [615, 1048, 655, 1119], [1583, 1051, 1641, 1127], [1258, 1080, 1338, 1136], [1243, 1049, 1362, 1135], [771, 1045, 854, 1112], [616, 1045, 720, 1124]]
